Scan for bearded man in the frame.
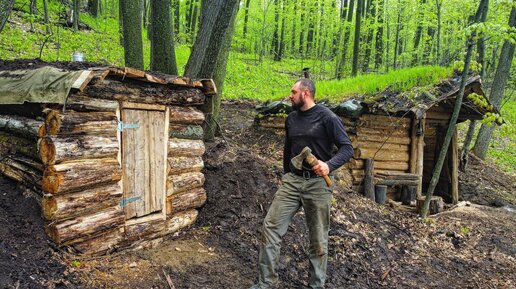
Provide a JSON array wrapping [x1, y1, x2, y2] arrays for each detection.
[[249, 78, 354, 289]]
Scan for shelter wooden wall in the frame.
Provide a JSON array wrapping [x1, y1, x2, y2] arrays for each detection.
[[0, 68, 213, 255], [344, 114, 413, 199]]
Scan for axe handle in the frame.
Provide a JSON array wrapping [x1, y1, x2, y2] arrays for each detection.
[[306, 153, 332, 187], [323, 175, 332, 187]]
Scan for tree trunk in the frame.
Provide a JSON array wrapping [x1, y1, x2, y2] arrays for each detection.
[[374, 0, 384, 69], [43, 0, 49, 33], [351, 0, 363, 76], [298, 0, 306, 55], [150, 0, 178, 75], [411, 0, 427, 65], [435, 0, 442, 65], [173, 0, 180, 36], [336, 0, 355, 79], [420, 0, 489, 219], [477, 3, 488, 79], [118, 0, 124, 46], [460, 2, 489, 170], [88, 0, 99, 17], [271, 0, 280, 59], [184, 0, 239, 140], [473, 6, 515, 159], [278, 0, 286, 60], [306, 1, 316, 55], [189, 0, 199, 43], [30, 0, 38, 15], [121, 0, 144, 69], [243, 0, 252, 38], [73, 0, 80, 31], [393, 9, 403, 69], [460, 120, 476, 171], [361, 0, 376, 72]]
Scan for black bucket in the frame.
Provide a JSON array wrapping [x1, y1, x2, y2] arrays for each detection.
[[375, 185, 387, 204]]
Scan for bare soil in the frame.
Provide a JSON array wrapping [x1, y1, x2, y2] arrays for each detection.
[[0, 100, 515, 288]]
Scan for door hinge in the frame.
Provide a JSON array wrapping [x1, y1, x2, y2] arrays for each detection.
[[118, 121, 140, 131], [120, 196, 141, 208]]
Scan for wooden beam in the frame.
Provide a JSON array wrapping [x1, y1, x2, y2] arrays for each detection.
[[416, 117, 426, 197], [409, 117, 418, 174], [451, 129, 459, 204]]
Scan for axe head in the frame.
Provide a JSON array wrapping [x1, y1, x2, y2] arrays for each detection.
[[290, 146, 311, 170]]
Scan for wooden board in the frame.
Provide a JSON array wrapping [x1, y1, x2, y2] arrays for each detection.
[[121, 108, 168, 220]]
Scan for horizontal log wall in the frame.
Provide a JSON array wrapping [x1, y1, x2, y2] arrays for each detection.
[[0, 77, 208, 255], [345, 114, 414, 195]]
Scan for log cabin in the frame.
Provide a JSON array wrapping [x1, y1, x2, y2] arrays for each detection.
[[256, 75, 500, 206], [0, 64, 216, 255]]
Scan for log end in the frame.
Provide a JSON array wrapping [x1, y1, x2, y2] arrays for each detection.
[[42, 168, 61, 194], [46, 110, 62, 136], [44, 223, 61, 244], [42, 196, 57, 220], [39, 137, 56, 165], [38, 125, 46, 138]]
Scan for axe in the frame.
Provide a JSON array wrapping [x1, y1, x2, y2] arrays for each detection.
[[291, 146, 332, 187]]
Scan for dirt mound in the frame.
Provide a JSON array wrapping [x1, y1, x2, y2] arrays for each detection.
[[459, 153, 516, 207], [0, 177, 78, 288], [0, 59, 104, 71]]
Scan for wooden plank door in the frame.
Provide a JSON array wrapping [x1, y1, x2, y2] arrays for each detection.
[[121, 105, 169, 220]]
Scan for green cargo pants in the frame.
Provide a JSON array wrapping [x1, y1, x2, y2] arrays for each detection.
[[257, 172, 333, 289]]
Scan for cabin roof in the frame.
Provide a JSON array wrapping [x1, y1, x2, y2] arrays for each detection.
[[358, 75, 496, 120], [257, 75, 499, 123], [0, 65, 216, 105]]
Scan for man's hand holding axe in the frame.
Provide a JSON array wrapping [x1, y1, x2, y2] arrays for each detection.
[[290, 146, 332, 187]]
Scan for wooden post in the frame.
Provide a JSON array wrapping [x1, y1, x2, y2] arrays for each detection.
[[409, 116, 418, 174], [416, 117, 426, 197], [364, 159, 375, 201], [451, 129, 459, 204]]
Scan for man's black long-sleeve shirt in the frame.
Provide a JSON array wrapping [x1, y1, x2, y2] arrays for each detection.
[[283, 104, 353, 174]]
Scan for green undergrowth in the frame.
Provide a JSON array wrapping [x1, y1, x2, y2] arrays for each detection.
[[486, 100, 516, 174], [457, 98, 516, 175]]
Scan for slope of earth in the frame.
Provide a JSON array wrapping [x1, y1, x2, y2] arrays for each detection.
[[0, 100, 514, 289], [0, 178, 79, 288]]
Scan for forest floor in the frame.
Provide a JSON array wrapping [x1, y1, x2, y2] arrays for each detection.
[[0, 101, 515, 289]]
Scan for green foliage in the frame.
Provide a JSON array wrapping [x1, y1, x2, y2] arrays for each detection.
[[459, 226, 471, 235], [70, 260, 81, 268], [315, 66, 453, 102], [486, 99, 516, 174], [452, 60, 481, 74], [467, 93, 493, 110], [0, 2, 125, 65]]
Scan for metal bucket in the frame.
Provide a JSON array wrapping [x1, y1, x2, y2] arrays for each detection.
[[72, 52, 84, 62]]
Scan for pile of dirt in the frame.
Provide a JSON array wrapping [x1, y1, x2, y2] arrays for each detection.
[[0, 58, 104, 71], [0, 178, 78, 288], [459, 153, 516, 207], [0, 100, 514, 289]]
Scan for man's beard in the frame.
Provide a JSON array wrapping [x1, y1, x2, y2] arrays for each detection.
[[291, 98, 305, 111]]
